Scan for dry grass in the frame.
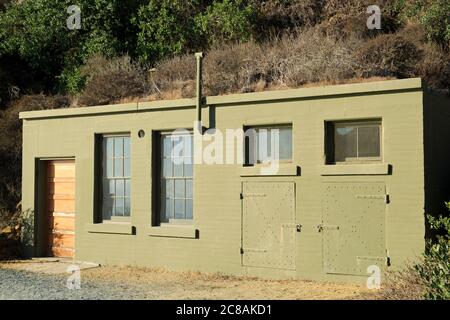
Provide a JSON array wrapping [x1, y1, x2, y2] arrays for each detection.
[[361, 262, 426, 300], [78, 55, 149, 107], [80, 265, 373, 300]]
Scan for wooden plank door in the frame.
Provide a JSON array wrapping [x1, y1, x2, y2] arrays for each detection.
[[47, 160, 75, 258]]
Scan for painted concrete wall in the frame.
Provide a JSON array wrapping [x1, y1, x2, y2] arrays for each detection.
[[21, 78, 447, 282]]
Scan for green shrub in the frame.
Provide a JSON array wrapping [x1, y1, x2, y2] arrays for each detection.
[[0, 0, 143, 94], [134, 0, 203, 64], [369, 204, 450, 300], [195, 0, 256, 46], [396, 0, 450, 45], [416, 206, 450, 300]]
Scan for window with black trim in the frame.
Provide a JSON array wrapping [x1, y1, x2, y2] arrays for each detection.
[[100, 134, 131, 222], [156, 131, 193, 225], [326, 120, 382, 164], [244, 124, 292, 165]]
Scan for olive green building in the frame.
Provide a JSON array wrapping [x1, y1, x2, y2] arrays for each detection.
[[20, 78, 450, 282]]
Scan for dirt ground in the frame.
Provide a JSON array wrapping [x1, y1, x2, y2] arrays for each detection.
[[81, 265, 374, 300], [0, 260, 377, 300]]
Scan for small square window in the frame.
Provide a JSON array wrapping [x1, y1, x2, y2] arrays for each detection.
[[326, 120, 381, 164], [245, 125, 293, 165]]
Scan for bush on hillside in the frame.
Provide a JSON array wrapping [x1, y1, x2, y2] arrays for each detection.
[[134, 0, 203, 63], [397, 0, 450, 45], [195, 0, 256, 47], [78, 55, 149, 106], [255, 0, 325, 35], [354, 33, 422, 78]]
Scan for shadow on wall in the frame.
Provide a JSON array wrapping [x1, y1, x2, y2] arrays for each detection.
[[423, 90, 450, 241]]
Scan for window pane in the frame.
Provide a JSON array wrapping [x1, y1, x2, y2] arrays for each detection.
[[183, 135, 192, 157], [279, 127, 292, 160], [165, 198, 174, 220], [186, 199, 193, 220], [106, 138, 114, 158], [124, 158, 130, 177], [163, 136, 172, 157], [125, 179, 131, 197], [116, 179, 124, 197], [124, 198, 130, 216], [186, 180, 193, 198], [108, 180, 115, 197], [115, 197, 124, 216], [123, 138, 130, 157], [173, 162, 183, 177], [165, 179, 174, 198], [358, 126, 380, 157], [114, 158, 123, 177], [114, 138, 123, 157], [184, 162, 193, 177], [174, 199, 185, 219], [102, 190, 114, 220], [334, 126, 357, 162], [106, 157, 113, 178], [163, 158, 172, 177], [175, 179, 185, 198], [257, 129, 270, 162]]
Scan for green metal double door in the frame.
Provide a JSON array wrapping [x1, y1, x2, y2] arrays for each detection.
[[241, 181, 387, 275]]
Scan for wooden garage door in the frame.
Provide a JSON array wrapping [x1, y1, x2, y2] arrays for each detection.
[[47, 160, 75, 258]]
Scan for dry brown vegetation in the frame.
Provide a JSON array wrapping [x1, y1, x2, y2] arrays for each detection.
[[362, 262, 426, 300], [78, 55, 149, 107]]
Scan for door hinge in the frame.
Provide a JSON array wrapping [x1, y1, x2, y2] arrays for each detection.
[[240, 192, 243, 200], [240, 247, 244, 254]]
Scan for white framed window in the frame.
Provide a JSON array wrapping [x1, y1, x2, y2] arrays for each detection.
[[158, 131, 193, 224], [101, 135, 131, 221]]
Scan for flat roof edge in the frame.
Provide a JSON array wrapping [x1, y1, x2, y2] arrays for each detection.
[[20, 78, 422, 120]]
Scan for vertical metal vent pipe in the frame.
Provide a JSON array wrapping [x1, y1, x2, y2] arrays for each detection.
[[195, 52, 204, 134]]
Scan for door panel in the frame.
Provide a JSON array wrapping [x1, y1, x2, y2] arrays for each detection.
[[322, 182, 387, 275], [242, 182, 296, 270], [47, 160, 75, 258]]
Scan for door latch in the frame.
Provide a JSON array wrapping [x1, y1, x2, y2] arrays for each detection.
[[296, 224, 302, 232], [317, 224, 339, 232]]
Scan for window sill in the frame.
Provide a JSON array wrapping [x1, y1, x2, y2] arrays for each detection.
[[147, 225, 198, 239], [320, 163, 391, 176], [85, 223, 134, 235], [240, 164, 300, 177]]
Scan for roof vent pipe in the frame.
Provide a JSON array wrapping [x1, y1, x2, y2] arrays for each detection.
[[195, 52, 204, 135]]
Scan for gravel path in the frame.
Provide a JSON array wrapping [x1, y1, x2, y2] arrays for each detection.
[[0, 268, 155, 300]]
